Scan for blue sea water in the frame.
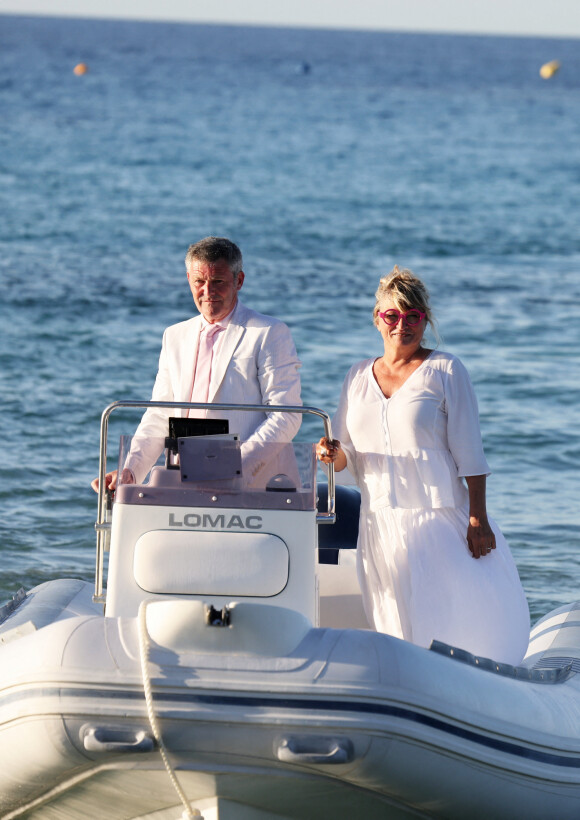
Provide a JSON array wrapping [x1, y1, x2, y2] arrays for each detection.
[[0, 14, 579, 622]]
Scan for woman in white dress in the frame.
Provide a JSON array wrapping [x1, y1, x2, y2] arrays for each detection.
[[317, 266, 529, 665]]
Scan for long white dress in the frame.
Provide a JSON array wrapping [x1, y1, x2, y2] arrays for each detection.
[[333, 350, 530, 665]]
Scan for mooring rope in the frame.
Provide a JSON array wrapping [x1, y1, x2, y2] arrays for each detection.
[[137, 601, 203, 820]]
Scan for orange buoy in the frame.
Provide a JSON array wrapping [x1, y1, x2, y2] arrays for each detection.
[[540, 60, 560, 79], [73, 63, 89, 76]]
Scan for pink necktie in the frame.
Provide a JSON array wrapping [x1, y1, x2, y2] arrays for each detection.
[[190, 324, 223, 417]]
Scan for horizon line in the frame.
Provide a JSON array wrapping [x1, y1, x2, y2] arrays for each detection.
[[1, 9, 579, 43]]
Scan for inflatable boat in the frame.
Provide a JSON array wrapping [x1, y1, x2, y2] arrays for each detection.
[[1, 400, 580, 820]]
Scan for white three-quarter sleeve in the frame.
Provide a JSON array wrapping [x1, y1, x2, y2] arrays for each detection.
[[443, 356, 490, 478]]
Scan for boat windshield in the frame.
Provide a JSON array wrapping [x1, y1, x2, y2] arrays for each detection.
[[116, 434, 316, 508]]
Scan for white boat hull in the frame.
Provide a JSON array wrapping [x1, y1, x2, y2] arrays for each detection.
[[2, 578, 580, 820]]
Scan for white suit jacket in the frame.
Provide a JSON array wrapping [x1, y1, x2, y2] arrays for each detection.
[[125, 301, 302, 483]]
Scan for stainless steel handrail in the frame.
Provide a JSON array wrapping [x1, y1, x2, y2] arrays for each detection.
[[94, 400, 335, 603]]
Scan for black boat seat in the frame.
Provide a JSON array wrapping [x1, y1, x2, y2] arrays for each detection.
[[317, 483, 360, 564]]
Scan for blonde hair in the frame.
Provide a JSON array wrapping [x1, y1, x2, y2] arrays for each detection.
[[373, 265, 435, 334]]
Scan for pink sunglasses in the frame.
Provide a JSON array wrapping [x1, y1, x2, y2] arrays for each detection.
[[379, 309, 426, 326]]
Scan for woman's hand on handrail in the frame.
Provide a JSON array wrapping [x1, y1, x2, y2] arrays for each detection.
[[316, 437, 347, 472]]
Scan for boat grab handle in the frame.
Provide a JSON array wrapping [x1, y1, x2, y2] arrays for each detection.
[[83, 726, 155, 753], [276, 735, 354, 765]]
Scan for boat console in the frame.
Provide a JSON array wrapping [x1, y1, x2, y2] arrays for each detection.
[[95, 401, 341, 625]]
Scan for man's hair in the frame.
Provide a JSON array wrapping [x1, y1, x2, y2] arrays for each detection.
[[185, 237, 243, 276]]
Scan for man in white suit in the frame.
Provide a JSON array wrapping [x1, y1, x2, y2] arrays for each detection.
[[93, 237, 301, 490]]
